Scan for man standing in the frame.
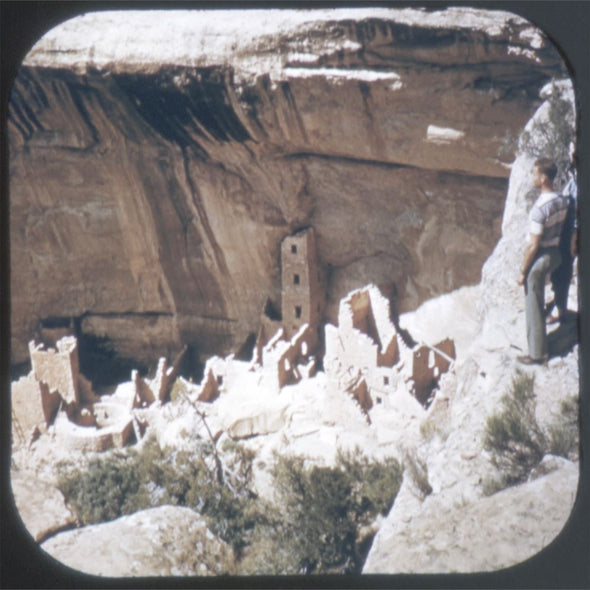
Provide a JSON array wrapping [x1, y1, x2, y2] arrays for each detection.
[[517, 158, 569, 365], [547, 144, 578, 324]]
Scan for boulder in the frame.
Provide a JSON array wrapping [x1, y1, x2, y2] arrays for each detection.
[[41, 505, 235, 577], [10, 470, 75, 543], [363, 462, 578, 573]]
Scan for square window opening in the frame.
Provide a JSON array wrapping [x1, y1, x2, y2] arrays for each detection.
[[291, 244, 298, 254], [295, 306, 302, 319], [294, 274, 300, 285]]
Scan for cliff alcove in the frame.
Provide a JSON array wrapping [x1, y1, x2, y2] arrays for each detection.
[[9, 8, 567, 374]]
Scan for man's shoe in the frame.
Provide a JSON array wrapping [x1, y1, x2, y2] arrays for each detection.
[[517, 355, 547, 366]]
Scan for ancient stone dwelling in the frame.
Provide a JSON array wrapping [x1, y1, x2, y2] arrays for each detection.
[[324, 285, 455, 412], [12, 229, 455, 451], [28, 337, 93, 406], [197, 279, 455, 417], [280, 228, 324, 347], [11, 336, 183, 452]]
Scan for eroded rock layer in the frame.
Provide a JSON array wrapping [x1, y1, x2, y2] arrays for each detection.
[[9, 8, 567, 368]]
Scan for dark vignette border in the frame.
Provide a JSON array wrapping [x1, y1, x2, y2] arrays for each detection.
[[1, 1, 588, 589]]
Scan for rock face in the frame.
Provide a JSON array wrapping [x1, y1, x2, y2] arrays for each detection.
[[11, 470, 75, 543], [363, 461, 578, 573], [9, 8, 567, 370], [362, 77, 578, 574], [40, 505, 235, 576]]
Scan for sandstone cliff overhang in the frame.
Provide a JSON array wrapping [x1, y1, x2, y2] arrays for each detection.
[[23, 8, 552, 77]]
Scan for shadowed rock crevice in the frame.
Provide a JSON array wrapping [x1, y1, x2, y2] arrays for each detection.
[[113, 69, 251, 152]]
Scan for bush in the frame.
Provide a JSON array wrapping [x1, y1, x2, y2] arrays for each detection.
[[258, 449, 403, 575], [481, 473, 509, 497], [57, 435, 263, 556], [57, 451, 152, 526], [403, 452, 433, 498], [483, 372, 579, 493], [483, 370, 546, 487], [57, 439, 403, 574], [548, 396, 579, 459]]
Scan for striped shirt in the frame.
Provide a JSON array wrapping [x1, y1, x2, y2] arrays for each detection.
[[529, 191, 568, 248]]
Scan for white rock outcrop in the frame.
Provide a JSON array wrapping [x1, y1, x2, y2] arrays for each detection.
[[40, 506, 235, 577], [11, 471, 75, 543], [363, 461, 578, 573], [363, 77, 578, 574]]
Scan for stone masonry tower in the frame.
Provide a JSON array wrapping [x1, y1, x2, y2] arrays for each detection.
[[281, 228, 323, 345]]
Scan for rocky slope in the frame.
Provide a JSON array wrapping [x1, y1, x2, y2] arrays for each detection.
[[9, 8, 566, 372], [363, 78, 578, 573], [41, 506, 234, 576]]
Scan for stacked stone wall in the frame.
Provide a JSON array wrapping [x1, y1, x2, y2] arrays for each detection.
[[281, 228, 323, 343], [11, 374, 61, 444], [29, 337, 80, 404], [411, 338, 456, 405]]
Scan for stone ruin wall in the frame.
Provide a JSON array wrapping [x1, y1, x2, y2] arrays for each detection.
[[267, 325, 315, 390], [331, 287, 400, 382], [411, 338, 456, 406], [12, 335, 178, 452], [29, 338, 80, 405], [281, 228, 324, 344], [52, 413, 134, 453], [326, 285, 455, 408], [11, 377, 60, 444], [254, 314, 283, 365]]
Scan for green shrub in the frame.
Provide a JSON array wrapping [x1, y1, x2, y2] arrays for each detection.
[[57, 439, 403, 574], [57, 435, 263, 556], [57, 450, 151, 526], [483, 370, 546, 487], [261, 449, 402, 575], [481, 473, 510, 497], [238, 517, 302, 576], [403, 452, 433, 498], [548, 396, 579, 459]]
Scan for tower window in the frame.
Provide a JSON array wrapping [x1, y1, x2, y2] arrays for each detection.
[[295, 306, 302, 319], [291, 244, 298, 254], [294, 274, 300, 285], [383, 376, 389, 386]]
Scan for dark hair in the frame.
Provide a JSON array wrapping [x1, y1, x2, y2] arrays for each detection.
[[534, 158, 558, 182]]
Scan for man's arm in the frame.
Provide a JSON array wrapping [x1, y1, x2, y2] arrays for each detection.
[[518, 233, 541, 286]]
